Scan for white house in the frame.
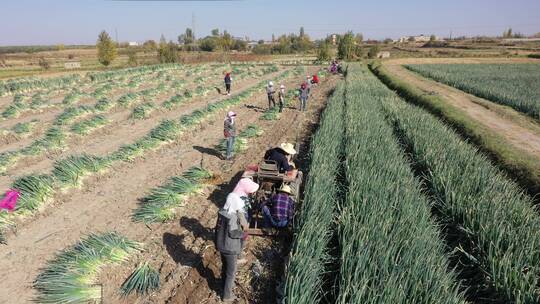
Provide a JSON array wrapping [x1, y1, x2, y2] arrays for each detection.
[[64, 61, 81, 69], [128, 42, 139, 47]]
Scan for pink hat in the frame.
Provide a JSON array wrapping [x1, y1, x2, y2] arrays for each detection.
[[227, 111, 237, 118], [233, 178, 259, 197]]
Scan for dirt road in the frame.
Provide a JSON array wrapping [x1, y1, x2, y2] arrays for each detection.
[[383, 60, 540, 158]]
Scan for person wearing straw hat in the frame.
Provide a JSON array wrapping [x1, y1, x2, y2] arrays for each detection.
[[223, 111, 237, 160], [264, 142, 297, 173], [261, 184, 295, 228]]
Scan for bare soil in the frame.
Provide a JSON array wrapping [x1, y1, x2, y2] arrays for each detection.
[[0, 67, 338, 304], [383, 59, 540, 158]]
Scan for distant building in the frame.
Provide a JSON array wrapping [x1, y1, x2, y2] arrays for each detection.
[[377, 51, 391, 59], [398, 35, 438, 43], [128, 42, 139, 46], [64, 61, 81, 69]]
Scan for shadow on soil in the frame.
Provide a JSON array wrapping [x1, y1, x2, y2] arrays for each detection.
[[162, 232, 221, 295], [193, 145, 223, 160], [180, 216, 214, 242], [207, 171, 244, 209]]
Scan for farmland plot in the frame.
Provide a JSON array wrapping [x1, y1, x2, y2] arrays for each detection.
[[405, 63, 540, 120], [286, 64, 540, 304], [0, 62, 332, 304]]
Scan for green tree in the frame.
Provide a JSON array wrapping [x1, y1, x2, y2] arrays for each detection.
[[317, 41, 332, 61], [300, 27, 305, 38], [233, 39, 248, 51], [143, 40, 157, 52], [355, 33, 363, 44], [367, 45, 381, 59], [96, 30, 117, 66], [199, 36, 220, 52], [178, 28, 195, 45], [430, 34, 437, 41], [211, 28, 220, 37], [338, 31, 356, 60], [354, 45, 364, 58], [127, 48, 138, 66], [221, 30, 234, 51]]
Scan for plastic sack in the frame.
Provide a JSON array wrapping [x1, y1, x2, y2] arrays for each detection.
[[0, 189, 21, 211]]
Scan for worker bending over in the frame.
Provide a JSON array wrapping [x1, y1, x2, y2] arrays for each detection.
[[264, 142, 297, 173], [261, 184, 295, 228]]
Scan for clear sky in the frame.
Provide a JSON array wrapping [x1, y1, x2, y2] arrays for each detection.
[[1, 0, 539, 46]]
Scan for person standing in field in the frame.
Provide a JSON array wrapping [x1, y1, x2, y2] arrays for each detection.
[[224, 71, 232, 96], [215, 178, 259, 302], [223, 111, 237, 160], [299, 82, 309, 112], [266, 81, 276, 109], [278, 84, 286, 113]]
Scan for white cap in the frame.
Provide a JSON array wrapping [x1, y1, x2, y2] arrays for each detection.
[[268, 81, 274, 86], [280, 84, 285, 89], [227, 111, 237, 118]]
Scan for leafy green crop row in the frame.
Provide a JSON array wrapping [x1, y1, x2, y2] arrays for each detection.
[[380, 80, 540, 302], [336, 65, 465, 303], [285, 83, 345, 304], [406, 63, 540, 120]]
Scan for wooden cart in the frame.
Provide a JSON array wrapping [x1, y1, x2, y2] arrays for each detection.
[[243, 161, 302, 236]]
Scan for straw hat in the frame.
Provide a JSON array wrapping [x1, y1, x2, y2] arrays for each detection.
[[279, 143, 297, 155], [278, 184, 292, 195]]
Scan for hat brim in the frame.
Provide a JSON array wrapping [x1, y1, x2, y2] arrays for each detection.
[[279, 145, 297, 155], [278, 187, 292, 195]]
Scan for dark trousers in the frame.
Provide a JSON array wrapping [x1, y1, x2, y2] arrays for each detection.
[[221, 253, 238, 300], [278, 98, 284, 113], [225, 83, 231, 94], [268, 94, 276, 108]]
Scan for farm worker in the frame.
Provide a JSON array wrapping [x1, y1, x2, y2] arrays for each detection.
[[278, 84, 286, 113], [224, 71, 232, 96], [330, 61, 337, 74], [311, 74, 319, 85], [223, 111, 237, 160], [266, 81, 276, 109], [215, 178, 259, 302], [261, 184, 295, 228], [299, 82, 310, 112], [264, 142, 297, 173], [305, 76, 312, 94], [336, 61, 343, 74]]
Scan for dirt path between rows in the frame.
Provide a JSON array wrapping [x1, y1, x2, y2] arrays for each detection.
[[0, 67, 334, 304], [383, 62, 540, 158]]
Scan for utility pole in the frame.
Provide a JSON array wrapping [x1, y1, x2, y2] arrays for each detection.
[[115, 28, 119, 44], [192, 12, 196, 40]]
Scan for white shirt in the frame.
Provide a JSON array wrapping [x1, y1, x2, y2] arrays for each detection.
[[223, 193, 245, 214]]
